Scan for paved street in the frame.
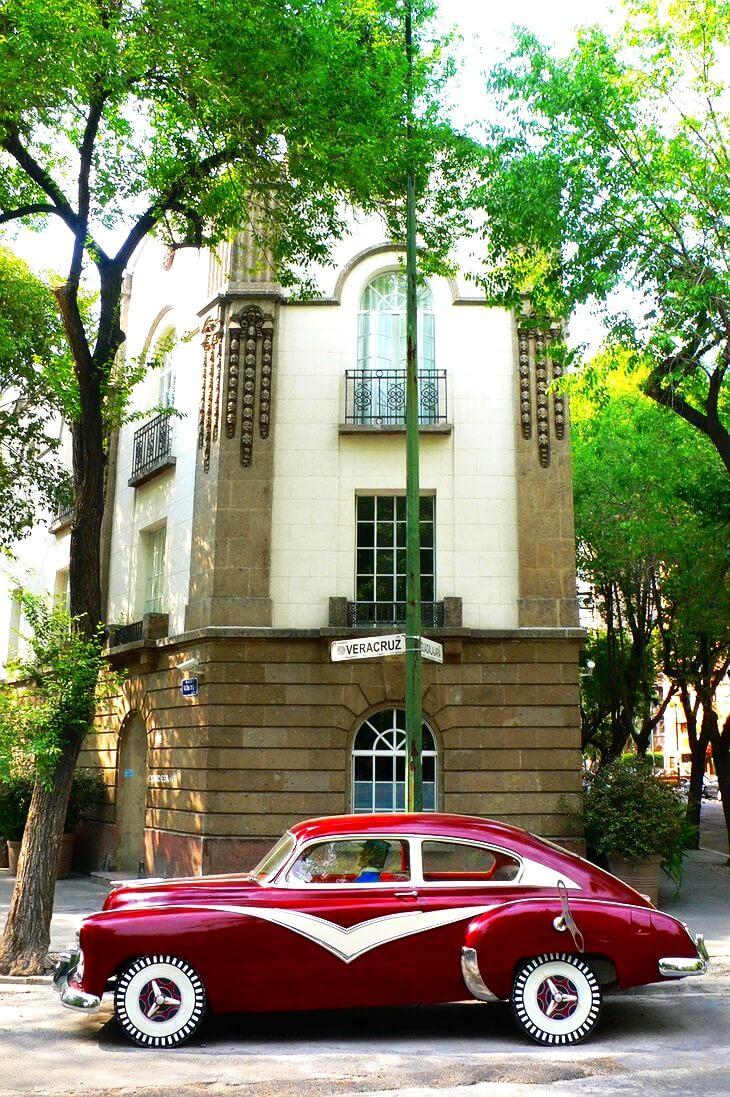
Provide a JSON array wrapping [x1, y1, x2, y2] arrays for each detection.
[[1, 812, 728, 1097]]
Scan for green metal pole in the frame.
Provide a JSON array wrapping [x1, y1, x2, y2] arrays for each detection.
[[404, 0, 423, 813]]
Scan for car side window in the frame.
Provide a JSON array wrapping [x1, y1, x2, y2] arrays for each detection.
[[421, 840, 520, 883], [287, 838, 411, 885]]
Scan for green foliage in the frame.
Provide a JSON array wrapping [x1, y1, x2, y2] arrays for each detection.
[[570, 354, 729, 758], [0, 247, 73, 542], [581, 757, 692, 884], [477, 0, 729, 466], [0, 766, 105, 841], [0, 592, 111, 787]]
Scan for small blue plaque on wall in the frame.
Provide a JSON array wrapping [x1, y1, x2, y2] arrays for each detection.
[[181, 676, 199, 698]]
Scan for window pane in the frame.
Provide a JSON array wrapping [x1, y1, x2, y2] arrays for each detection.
[[421, 576, 434, 601], [357, 550, 374, 575], [357, 496, 374, 521], [420, 496, 434, 521], [356, 576, 374, 601], [421, 523, 434, 548], [357, 522, 374, 547], [420, 549, 434, 576], [288, 838, 410, 884], [421, 841, 520, 883], [354, 722, 377, 750], [377, 522, 394, 548], [395, 576, 406, 602], [396, 496, 406, 521], [423, 783, 435, 811], [374, 755, 392, 782], [374, 782, 393, 810], [354, 782, 372, 811], [423, 755, 435, 782], [377, 496, 394, 521], [354, 756, 372, 781], [376, 549, 394, 574], [376, 576, 394, 602]]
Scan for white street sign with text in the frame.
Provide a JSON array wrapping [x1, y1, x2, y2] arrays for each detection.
[[419, 637, 444, 664], [331, 634, 406, 661]]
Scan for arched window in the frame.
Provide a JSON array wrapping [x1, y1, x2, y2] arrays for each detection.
[[356, 272, 436, 425], [155, 328, 176, 409], [352, 708, 437, 813], [358, 272, 434, 372]]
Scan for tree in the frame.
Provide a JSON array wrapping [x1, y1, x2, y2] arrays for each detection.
[[0, 0, 457, 973], [568, 354, 730, 847], [477, 0, 730, 472], [0, 247, 71, 542]]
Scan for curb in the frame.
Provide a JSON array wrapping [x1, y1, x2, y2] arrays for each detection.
[[0, 974, 52, 986]]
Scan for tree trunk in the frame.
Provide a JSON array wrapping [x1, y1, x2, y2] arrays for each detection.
[[709, 714, 730, 863], [0, 267, 122, 975], [0, 742, 82, 974], [680, 686, 704, 848]]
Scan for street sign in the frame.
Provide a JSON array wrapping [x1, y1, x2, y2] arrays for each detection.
[[331, 634, 406, 662], [181, 676, 199, 697], [420, 637, 444, 664]]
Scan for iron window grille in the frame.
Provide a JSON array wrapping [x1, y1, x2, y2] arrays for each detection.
[[344, 369, 447, 426], [131, 413, 173, 481], [352, 708, 437, 813]]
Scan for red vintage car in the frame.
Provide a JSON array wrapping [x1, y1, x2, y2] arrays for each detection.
[[54, 813, 708, 1047]]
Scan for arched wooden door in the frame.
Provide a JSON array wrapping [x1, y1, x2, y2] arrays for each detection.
[[115, 713, 148, 874]]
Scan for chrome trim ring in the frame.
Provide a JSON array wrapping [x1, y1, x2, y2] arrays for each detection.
[[461, 946, 501, 1003], [53, 947, 101, 1013]]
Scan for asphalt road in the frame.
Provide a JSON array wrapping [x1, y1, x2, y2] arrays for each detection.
[[2, 969, 729, 1097]]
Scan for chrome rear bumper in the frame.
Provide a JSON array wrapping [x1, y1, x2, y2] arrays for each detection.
[[53, 947, 101, 1012], [659, 933, 709, 978]]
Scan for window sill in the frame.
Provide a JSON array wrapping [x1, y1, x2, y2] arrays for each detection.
[[128, 454, 176, 488], [338, 423, 452, 436]]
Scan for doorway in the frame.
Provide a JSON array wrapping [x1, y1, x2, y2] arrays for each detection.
[[115, 713, 148, 873]]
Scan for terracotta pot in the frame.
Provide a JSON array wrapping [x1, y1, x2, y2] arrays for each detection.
[[7, 832, 75, 880], [608, 854, 662, 906]]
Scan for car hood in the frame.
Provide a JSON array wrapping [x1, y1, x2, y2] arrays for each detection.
[[102, 873, 263, 912]]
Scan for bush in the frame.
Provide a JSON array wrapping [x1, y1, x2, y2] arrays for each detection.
[[0, 768, 105, 842], [581, 757, 692, 887]]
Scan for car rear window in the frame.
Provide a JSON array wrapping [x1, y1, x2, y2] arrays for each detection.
[[421, 840, 520, 882]]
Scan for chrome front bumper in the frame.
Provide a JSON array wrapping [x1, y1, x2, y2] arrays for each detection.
[[53, 947, 101, 1013], [659, 933, 709, 978]]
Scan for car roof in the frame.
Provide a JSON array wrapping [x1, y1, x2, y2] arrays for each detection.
[[289, 812, 549, 854]]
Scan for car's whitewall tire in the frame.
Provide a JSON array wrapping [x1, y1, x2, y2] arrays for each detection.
[[114, 955, 206, 1047], [510, 953, 602, 1045]]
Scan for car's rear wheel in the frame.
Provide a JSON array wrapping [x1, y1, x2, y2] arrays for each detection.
[[114, 955, 207, 1048], [510, 953, 602, 1046]]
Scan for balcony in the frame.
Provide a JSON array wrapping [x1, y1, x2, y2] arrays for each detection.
[[129, 413, 175, 487], [340, 370, 450, 434], [346, 601, 445, 628], [49, 502, 73, 534], [106, 612, 169, 649]]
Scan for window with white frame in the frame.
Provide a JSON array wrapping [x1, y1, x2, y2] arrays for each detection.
[[352, 708, 437, 813], [54, 568, 70, 610], [156, 330, 176, 409], [355, 494, 435, 623], [141, 525, 166, 615], [358, 272, 434, 372]]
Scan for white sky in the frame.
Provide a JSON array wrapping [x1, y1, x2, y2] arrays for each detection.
[[3, 0, 621, 347]]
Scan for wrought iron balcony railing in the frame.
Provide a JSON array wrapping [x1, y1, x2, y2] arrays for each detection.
[[130, 413, 174, 485], [346, 601, 445, 628], [110, 620, 144, 646], [343, 370, 447, 427]]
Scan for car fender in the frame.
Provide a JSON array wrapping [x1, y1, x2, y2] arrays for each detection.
[[463, 897, 679, 998], [79, 904, 266, 1008]]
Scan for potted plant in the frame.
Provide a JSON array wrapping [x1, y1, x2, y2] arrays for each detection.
[[580, 757, 691, 903], [0, 768, 104, 879]]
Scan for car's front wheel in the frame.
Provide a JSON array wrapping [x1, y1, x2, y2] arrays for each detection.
[[510, 953, 602, 1046], [114, 955, 207, 1047]]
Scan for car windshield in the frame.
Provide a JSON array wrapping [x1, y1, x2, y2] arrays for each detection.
[[251, 832, 296, 882]]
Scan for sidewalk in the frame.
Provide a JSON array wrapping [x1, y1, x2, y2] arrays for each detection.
[[0, 869, 109, 954]]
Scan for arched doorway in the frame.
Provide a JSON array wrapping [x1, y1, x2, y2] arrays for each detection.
[[115, 713, 148, 873], [352, 708, 437, 812]]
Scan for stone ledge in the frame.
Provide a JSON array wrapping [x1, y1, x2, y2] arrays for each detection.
[[128, 454, 176, 488], [338, 423, 453, 436]]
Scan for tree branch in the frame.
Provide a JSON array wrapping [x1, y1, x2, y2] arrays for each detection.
[[0, 203, 65, 225], [113, 147, 238, 269], [1, 130, 79, 231]]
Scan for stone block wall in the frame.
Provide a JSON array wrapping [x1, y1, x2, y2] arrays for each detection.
[[76, 628, 583, 877]]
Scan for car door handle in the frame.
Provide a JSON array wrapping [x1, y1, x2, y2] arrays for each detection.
[[394, 890, 419, 899]]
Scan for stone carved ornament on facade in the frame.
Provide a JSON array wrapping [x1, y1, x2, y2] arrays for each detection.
[[198, 304, 275, 470], [517, 311, 567, 468]]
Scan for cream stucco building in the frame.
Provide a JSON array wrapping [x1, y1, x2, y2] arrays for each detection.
[[0, 214, 584, 877]]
